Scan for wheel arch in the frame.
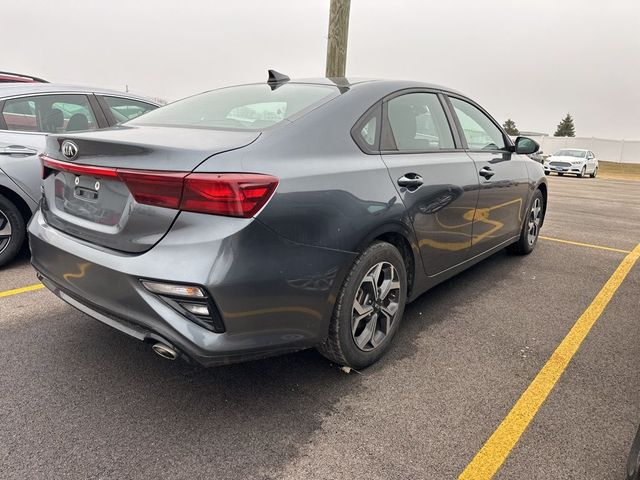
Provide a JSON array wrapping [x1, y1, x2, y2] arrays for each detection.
[[534, 180, 548, 228], [0, 183, 35, 225], [354, 222, 421, 299]]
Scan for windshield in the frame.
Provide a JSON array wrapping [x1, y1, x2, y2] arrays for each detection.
[[129, 83, 338, 130], [554, 149, 586, 158]]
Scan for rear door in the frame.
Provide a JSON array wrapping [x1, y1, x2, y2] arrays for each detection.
[[0, 93, 105, 201], [446, 95, 530, 255], [380, 90, 480, 276]]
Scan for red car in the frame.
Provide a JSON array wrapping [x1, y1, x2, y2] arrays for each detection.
[[0, 71, 48, 83]]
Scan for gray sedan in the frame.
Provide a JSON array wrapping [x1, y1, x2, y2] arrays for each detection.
[[29, 72, 547, 368], [0, 83, 159, 266]]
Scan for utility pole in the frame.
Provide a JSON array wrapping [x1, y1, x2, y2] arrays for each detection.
[[325, 0, 351, 78]]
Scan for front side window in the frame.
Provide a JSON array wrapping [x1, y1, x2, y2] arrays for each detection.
[[129, 83, 338, 130], [384, 92, 454, 151], [450, 97, 506, 151], [1, 94, 98, 133], [101, 96, 157, 123], [2, 98, 37, 131]]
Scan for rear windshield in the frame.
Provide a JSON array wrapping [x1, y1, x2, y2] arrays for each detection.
[[129, 83, 337, 130], [555, 149, 586, 158]]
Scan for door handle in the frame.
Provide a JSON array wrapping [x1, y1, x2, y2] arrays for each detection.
[[0, 146, 37, 156], [479, 166, 495, 179], [397, 173, 424, 190]]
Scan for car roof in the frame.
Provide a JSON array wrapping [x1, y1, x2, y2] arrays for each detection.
[[555, 148, 589, 152], [0, 83, 158, 104], [266, 77, 465, 95]]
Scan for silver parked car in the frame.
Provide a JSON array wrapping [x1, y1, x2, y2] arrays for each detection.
[[30, 73, 547, 369], [0, 83, 159, 266], [544, 148, 598, 177]]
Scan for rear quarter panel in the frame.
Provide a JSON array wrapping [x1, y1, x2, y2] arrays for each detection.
[[194, 84, 416, 255]]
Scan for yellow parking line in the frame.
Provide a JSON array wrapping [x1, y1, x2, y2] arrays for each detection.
[[0, 283, 45, 298], [540, 236, 631, 254], [459, 243, 640, 480]]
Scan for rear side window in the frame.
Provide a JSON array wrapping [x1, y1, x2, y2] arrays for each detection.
[[360, 116, 377, 146], [129, 83, 338, 130], [449, 97, 506, 151], [1, 94, 98, 133], [384, 93, 454, 151], [101, 96, 157, 123]]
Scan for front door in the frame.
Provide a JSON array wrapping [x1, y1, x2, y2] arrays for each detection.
[[380, 91, 480, 276], [447, 96, 531, 256]]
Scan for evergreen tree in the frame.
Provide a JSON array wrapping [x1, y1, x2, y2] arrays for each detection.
[[502, 119, 519, 135], [554, 113, 576, 137]]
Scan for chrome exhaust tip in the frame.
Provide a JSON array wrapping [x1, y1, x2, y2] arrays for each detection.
[[151, 342, 178, 361]]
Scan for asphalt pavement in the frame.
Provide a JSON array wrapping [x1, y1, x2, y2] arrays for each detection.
[[0, 175, 638, 479]]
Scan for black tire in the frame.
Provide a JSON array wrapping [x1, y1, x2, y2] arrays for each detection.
[[544, 171, 550, 176], [590, 167, 598, 178], [317, 241, 407, 369], [577, 166, 586, 178], [507, 189, 544, 256], [0, 194, 26, 268]]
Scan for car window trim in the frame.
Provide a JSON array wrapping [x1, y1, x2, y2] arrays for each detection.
[[88, 94, 109, 129], [350, 101, 382, 154], [95, 94, 117, 126], [445, 93, 514, 154], [379, 87, 463, 155]]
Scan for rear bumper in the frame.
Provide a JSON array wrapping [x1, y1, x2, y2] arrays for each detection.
[[28, 209, 355, 366]]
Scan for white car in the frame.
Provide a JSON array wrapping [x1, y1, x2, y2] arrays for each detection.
[[544, 148, 598, 178]]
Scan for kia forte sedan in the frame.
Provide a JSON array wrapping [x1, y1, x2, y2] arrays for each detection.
[[29, 72, 547, 368]]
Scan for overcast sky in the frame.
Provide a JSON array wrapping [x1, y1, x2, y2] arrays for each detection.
[[5, 0, 639, 139]]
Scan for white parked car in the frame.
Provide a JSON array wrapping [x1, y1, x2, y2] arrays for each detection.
[[544, 148, 598, 178]]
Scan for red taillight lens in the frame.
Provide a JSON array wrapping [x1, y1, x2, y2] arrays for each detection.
[[117, 170, 186, 209], [41, 156, 118, 179], [41, 155, 278, 218], [181, 173, 279, 218]]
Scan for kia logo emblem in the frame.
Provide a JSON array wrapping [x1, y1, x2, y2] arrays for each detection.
[[61, 140, 79, 160]]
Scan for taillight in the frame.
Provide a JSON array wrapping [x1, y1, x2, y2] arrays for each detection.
[[41, 155, 278, 218], [41, 156, 118, 178], [116, 170, 186, 209], [181, 173, 278, 217]]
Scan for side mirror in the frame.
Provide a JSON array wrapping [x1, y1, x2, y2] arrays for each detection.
[[514, 136, 539, 155]]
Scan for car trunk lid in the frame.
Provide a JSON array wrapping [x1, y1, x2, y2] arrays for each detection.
[[40, 125, 260, 253]]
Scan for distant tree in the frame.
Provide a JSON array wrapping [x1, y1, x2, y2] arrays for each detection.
[[502, 119, 519, 135], [554, 113, 576, 137]]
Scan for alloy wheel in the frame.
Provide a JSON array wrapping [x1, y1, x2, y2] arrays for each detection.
[[527, 197, 543, 246], [351, 261, 401, 352], [0, 209, 12, 255]]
